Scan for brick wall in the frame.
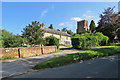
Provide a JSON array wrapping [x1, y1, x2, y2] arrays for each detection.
[[0, 48, 19, 58], [0, 46, 57, 59], [43, 46, 57, 54]]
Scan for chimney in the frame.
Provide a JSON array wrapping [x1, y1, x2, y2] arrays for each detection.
[[41, 23, 44, 28]]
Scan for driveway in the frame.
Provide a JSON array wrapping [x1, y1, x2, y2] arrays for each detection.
[[0, 46, 109, 78]]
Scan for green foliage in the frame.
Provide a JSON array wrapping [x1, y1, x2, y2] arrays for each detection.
[[77, 30, 87, 34], [45, 36, 59, 48], [116, 28, 120, 41], [22, 21, 44, 46], [61, 27, 74, 35], [96, 7, 119, 42], [57, 29, 60, 31], [72, 32, 109, 49], [89, 20, 96, 31], [64, 45, 72, 48], [0, 29, 25, 48], [61, 27, 67, 32], [32, 46, 120, 70], [48, 24, 53, 29], [1, 55, 17, 60], [67, 30, 74, 35], [73, 46, 120, 61]]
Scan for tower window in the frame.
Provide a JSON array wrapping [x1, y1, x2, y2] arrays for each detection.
[[86, 23, 88, 26]]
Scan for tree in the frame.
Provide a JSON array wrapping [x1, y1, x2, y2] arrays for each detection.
[[22, 21, 44, 47], [96, 7, 119, 42], [48, 24, 53, 29], [61, 27, 67, 32], [89, 20, 96, 31], [116, 28, 120, 41], [77, 30, 87, 34], [57, 29, 60, 31], [67, 30, 74, 35], [1, 29, 25, 48]]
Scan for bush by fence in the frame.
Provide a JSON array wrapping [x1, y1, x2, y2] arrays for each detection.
[[45, 36, 59, 48], [72, 32, 109, 49]]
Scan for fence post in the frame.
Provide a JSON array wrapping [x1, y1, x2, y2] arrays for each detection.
[[41, 47, 43, 54], [18, 48, 21, 58]]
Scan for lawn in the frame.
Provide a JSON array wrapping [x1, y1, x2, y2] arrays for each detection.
[[32, 45, 120, 70], [63, 45, 72, 48]]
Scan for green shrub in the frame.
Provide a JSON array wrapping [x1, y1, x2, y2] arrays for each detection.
[[116, 28, 120, 41], [72, 32, 109, 49], [1, 29, 26, 48], [45, 36, 59, 48]]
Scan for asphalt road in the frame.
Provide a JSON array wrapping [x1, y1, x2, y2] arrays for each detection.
[[2, 46, 108, 78], [11, 54, 119, 78]]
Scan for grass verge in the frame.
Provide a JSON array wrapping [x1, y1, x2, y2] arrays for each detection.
[[63, 45, 72, 48], [32, 46, 120, 70], [1, 56, 17, 60]]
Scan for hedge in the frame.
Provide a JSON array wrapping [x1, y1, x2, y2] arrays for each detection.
[[72, 32, 109, 49], [45, 36, 59, 48]]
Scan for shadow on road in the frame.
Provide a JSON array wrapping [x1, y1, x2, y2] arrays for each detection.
[[60, 47, 73, 50]]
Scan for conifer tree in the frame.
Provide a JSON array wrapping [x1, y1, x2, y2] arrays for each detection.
[[89, 20, 96, 31]]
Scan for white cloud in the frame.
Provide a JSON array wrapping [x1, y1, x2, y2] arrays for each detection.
[[40, 10, 48, 18], [58, 17, 82, 32], [58, 22, 72, 26], [58, 23, 64, 26], [87, 10, 91, 13], [70, 17, 82, 21], [83, 14, 94, 19]]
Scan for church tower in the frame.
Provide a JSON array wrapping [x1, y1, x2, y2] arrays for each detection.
[[76, 20, 89, 33]]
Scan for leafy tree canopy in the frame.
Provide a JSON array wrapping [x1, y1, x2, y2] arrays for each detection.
[[61, 27, 67, 32], [22, 21, 44, 47], [57, 29, 60, 31], [96, 6, 119, 42], [0, 29, 25, 48]]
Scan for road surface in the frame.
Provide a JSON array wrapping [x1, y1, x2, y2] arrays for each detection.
[[10, 54, 120, 78]]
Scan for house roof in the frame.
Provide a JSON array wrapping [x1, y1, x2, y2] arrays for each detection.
[[41, 28, 71, 37]]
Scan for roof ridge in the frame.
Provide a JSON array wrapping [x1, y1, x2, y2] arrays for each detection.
[[40, 27, 71, 37]]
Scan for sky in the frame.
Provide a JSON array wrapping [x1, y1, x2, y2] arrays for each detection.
[[2, 2, 118, 35]]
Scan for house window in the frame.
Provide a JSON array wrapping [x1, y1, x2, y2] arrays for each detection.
[[60, 35, 61, 38], [60, 35, 62, 44], [66, 36, 68, 40]]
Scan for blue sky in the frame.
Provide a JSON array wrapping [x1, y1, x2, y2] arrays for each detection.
[[2, 2, 118, 35]]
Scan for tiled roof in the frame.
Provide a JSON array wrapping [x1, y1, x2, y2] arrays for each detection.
[[41, 28, 71, 37]]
